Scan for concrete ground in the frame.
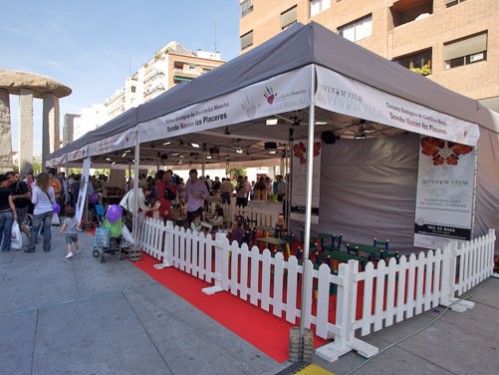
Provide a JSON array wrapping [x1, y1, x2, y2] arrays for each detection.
[[1, 228, 497, 375]]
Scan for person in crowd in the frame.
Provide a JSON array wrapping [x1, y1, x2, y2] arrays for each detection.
[[244, 176, 251, 204], [250, 180, 256, 201], [220, 177, 233, 205], [254, 177, 267, 200], [25, 172, 35, 189], [26, 172, 55, 253], [59, 206, 80, 259], [7, 171, 31, 238], [212, 176, 221, 195], [235, 175, 247, 207], [154, 170, 166, 214], [205, 175, 213, 193], [207, 207, 224, 229], [230, 215, 246, 246], [190, 212, 212, 233], [163, 169, 177, 221], [185, 169, 209, 224], [277, 175, 287, 202], [265, 176, 273, 197], [120, 184, 158, 216], [48, 168, 63, 210], [0, 174, 17, 252], [70, 174, 81, 208]]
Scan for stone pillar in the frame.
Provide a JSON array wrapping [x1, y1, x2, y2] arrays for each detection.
[[42, 93, 60, 169], [19, 89, 34, 175], [0, 89, 12, 171]]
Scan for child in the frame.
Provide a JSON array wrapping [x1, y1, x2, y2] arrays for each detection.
[[208, 207, 224, 229], [190, 213, 212, 233], [59, 207, 80, 259], [231, 216, 246, 246]]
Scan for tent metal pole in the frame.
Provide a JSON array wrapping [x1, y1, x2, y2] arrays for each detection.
[[299, 66, 316, 336], [132, 130, 140, 238]]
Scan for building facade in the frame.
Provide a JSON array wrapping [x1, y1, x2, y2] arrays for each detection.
[[76, 42, 224, 140], [239, 0, 499, 111]]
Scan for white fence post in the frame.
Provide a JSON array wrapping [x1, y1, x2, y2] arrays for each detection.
[[440, 241, 475, 312], [316, 260, 378, 362], [154, 220, 174, 269], [202, 232, 228, 295]]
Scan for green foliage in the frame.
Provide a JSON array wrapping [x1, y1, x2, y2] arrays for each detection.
[[411, 64, 432, 76]]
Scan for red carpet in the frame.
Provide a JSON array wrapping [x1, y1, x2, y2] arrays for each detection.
[[132, 253, 327, 363]]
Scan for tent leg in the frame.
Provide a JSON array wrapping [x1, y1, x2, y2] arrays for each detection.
[[299, 66, 316, 337], [132, 132, 140, 239]]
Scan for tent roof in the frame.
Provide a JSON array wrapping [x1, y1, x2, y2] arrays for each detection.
[[49, 22, 494, 166]]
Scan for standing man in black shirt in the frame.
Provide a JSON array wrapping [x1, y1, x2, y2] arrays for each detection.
[[7, 171, 32, 238]]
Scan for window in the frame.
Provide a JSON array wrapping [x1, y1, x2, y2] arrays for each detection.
[[395, 49, 432, 75], [446, 0, 466, 8], [240, 30, 253, 50], [281, 6, 297, 30], [391, 0, 433, 27], [310, 0, 330, 17], [338, 15, 372, 42], [444, 32, 487, 69], [241, 0, 253, 17]]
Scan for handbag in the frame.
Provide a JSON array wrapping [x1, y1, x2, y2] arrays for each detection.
[[164, 186, 176, 201], [11, 222, 23, 250]]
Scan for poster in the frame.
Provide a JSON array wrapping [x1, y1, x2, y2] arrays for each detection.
[[414, 136, 475, 249], [75, 157, 91, 224], [290, 139, 321, 224]]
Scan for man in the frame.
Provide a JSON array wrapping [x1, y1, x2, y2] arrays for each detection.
[[212, 176, 221, 195], [244, 176, 252, 203], [220, 177, 233, 205], [48, 168, 63, 209], [185, 169, 209, 224], [7, 171, 31, 237], [235, 175, 247, 207]]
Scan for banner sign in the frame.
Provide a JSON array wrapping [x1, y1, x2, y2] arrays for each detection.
[[414, 136, 475, 248], [139, 66, 312, 143], [75, 157, 91, 224], [315, 66, 479, 146], [290, 139, 321, 225]]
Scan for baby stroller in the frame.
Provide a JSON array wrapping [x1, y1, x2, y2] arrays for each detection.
[[92, 204, 133, 263]]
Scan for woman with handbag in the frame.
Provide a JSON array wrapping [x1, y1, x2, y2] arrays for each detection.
[[0, 174, 17, 252], [25, 173, 55, 253]]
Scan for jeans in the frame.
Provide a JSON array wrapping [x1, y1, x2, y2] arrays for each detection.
[[28, 211, 53, 252], [0, 211, 14, 252]]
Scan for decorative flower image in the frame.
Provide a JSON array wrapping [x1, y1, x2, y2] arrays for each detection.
[[293, 142, 321, 165], [421, 137, 472, 166]]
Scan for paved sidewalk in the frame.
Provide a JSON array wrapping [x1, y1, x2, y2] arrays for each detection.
[[1, 228, 498, 375]]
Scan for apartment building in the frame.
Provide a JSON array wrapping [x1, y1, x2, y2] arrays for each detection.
[[239, 0, 499, 111], [76, 42, 224, 139], [62, 114, 79, 147]]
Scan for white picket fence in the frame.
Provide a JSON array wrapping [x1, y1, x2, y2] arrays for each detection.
[[220, 200, 282, 227], [137, 220, 496, 363]]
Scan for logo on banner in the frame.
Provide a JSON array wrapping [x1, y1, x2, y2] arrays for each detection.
[[241, 93, 259, 119], [264, 86, 277, 105], [420, 137, 473, 166], [293, 142, 321, 165]]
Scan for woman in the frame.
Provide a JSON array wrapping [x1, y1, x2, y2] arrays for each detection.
[[163, 170, 177, 221], [0, 174, 17, 252], [26, 173, 55, 253], [154, 170, 168, 220]]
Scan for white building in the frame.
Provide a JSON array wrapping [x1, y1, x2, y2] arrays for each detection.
[[74, 42, 224, 140]]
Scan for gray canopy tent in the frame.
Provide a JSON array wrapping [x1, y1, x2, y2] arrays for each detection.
[[49, 22, 498, 251]]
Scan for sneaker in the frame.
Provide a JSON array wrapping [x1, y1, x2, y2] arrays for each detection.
[[76, 249, 81, 254], [65, 252, 73, 259]]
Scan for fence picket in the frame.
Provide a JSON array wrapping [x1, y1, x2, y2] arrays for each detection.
[[230, 241, 240, 296], [249, 246, 260, 306], [385, 258, 397, 327], [415, 252, 426, 315], [316, 263, 332, 338], [272, 253, 285, 318], [261, 250, 272, 311], [424, 251, 434, 311], [406, 254, 417, 319], [432, 249, 442, 307], [286, 256, 299, 324], [395, 256, 408, 323], [361, 262, 374, 335], [240, 244, 249, 300], [373, 260, 386, 332]]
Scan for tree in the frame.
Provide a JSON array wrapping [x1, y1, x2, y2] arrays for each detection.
[[411, 64, 432, 76]]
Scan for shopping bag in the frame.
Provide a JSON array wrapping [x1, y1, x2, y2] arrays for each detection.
[[121, 225, 135, 245], [51, 213, 61, 226], [11, 222, 23, 250]]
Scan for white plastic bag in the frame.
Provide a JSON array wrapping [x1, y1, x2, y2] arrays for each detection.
[[11, 222, 22, 250], [51, 213, 61, 226], [121, 225, 135, 245]]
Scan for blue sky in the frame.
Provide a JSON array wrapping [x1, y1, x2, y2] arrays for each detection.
[[1, 0, 241, 153]]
